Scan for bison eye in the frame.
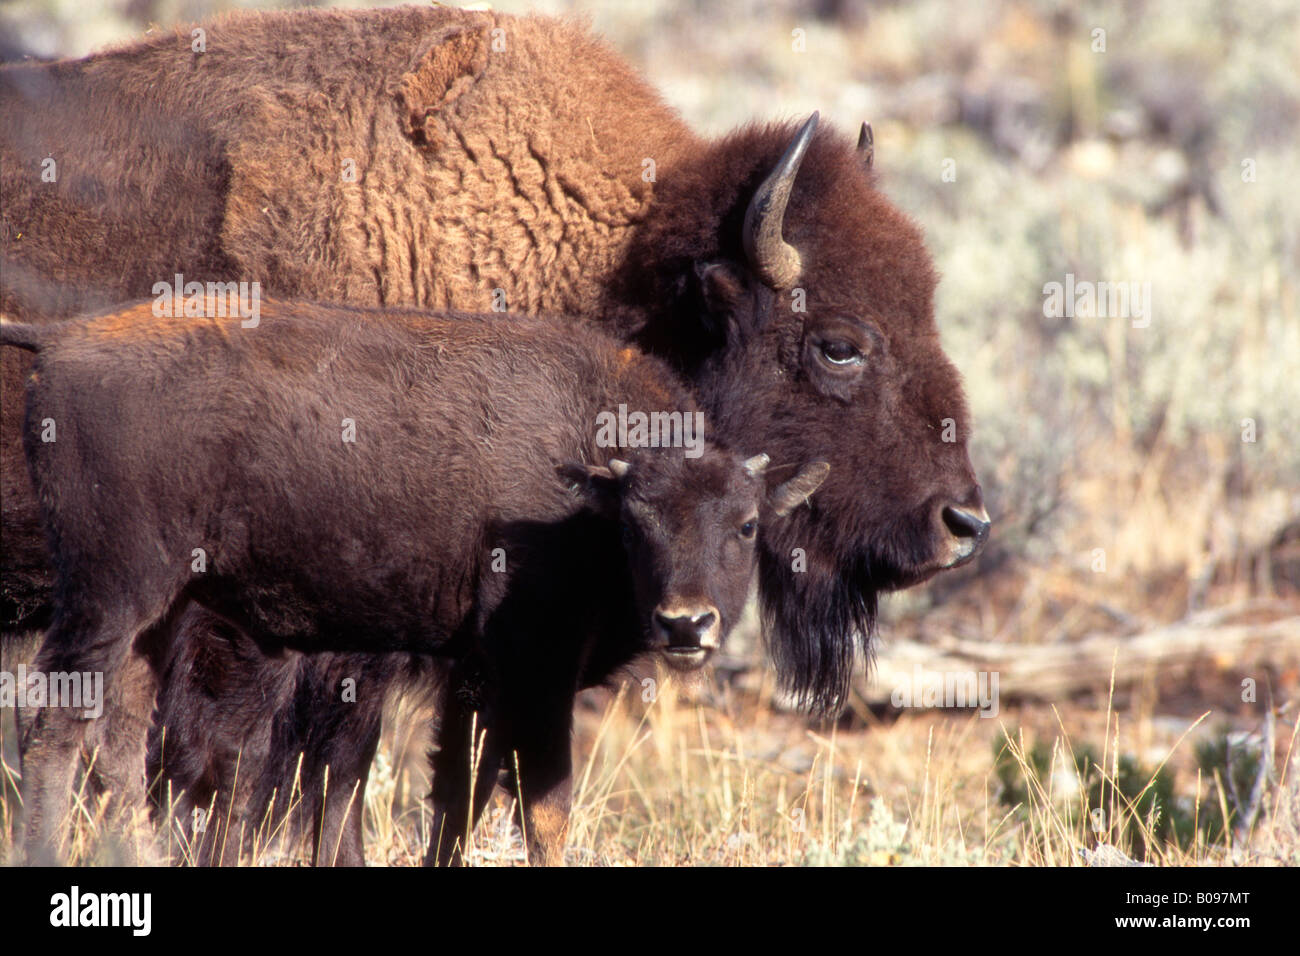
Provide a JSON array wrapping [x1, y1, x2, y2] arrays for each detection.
[[739, 519, 758, 539], [820, 340, 864, 366]]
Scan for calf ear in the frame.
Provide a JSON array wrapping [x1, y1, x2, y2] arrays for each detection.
[[557, 462, 625, 512], [396, 19, 492, 150], [769, 461, 830, 517]]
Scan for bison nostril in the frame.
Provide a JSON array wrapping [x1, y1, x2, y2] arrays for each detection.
[[942, 505, 990, 544], [692, 611, 717, 637]]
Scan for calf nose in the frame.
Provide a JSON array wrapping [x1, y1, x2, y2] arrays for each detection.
[[653, 604, 721, 670], [941, 504, 991, 566], [654, 607, 718, 647]]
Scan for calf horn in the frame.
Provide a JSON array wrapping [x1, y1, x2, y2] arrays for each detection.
[[743, 112, 818, 290], [857, 121, 873, 168], [770, 461, 830, 517]]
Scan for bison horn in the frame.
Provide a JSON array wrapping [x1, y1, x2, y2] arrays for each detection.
[[770, 461, 830, 517], [608, 458, 631, 478], [743, 112, 818, 290], [857, 121, 873, 169], [742, 453, 770, 477]]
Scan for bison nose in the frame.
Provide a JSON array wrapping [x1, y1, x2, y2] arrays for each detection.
[[652, 605, 720, 671], [940, 504, 990, 567]]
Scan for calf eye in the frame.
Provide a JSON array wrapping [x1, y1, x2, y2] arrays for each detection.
[[739, 519, 758, 539], [820, 340, 864, 366]]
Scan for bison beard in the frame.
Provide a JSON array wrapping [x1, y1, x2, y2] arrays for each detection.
[[759, 548, 875, 716]]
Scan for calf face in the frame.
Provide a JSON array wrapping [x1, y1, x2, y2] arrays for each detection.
[[563, 451, 769, 670], [615, 452, 828, 667], [434, 449, 833, 867]]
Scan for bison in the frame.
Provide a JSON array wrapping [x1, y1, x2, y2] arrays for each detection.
[[1, 4, 988, 853], [2, 300, 827, 865]]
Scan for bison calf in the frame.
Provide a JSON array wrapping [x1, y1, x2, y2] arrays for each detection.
[[3, 300, 827, 865]]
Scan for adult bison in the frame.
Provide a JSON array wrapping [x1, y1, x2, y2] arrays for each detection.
[[1, 2, 986, 811]]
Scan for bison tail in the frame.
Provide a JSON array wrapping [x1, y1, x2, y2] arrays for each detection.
[[0, 317, 48, 352]]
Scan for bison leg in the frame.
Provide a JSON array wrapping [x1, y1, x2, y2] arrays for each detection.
[[247, 653, 385, 867], [19, 602, 167, 864], [314, 775, 367, 867], [306, 659, 385, 868], [18, 692, 84, 865], [81, 649, 160, 862], [306, 708, 381, 868], [425, 664, 505, 866], [506, 697, 575, 867], [148, 605, 277, 866]]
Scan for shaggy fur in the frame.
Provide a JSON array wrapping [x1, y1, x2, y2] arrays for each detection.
[[3, 302, 772, 865]]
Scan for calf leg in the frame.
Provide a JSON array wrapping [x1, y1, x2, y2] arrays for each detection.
[[307, 706, 381, 867], [425, 664, 505, 866], [507, 697, 575, 867], [18, 694, 84, 865], [19, 603, 165, 864], [82, 650, 159, 862]]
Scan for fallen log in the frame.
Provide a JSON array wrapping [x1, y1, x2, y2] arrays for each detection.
[[860, 606, 1300, 706]]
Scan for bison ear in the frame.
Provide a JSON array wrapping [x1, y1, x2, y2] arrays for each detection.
[[396, 20, 492, 149], [769, 461, 830, 517], [696, 260, 767, 342], [696, 261, 745, 317]]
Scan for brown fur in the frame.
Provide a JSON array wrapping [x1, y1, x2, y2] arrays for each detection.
[[4, 300, 773, 865]]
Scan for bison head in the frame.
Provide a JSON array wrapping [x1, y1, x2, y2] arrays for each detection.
[[623, 113, 988, 712], [561, 449, 827, 673]]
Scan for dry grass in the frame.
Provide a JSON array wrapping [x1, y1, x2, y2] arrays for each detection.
[[3, 647, 1296, 866]]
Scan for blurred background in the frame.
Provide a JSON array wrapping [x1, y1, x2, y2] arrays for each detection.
[[1, 0, 1296, 865]]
